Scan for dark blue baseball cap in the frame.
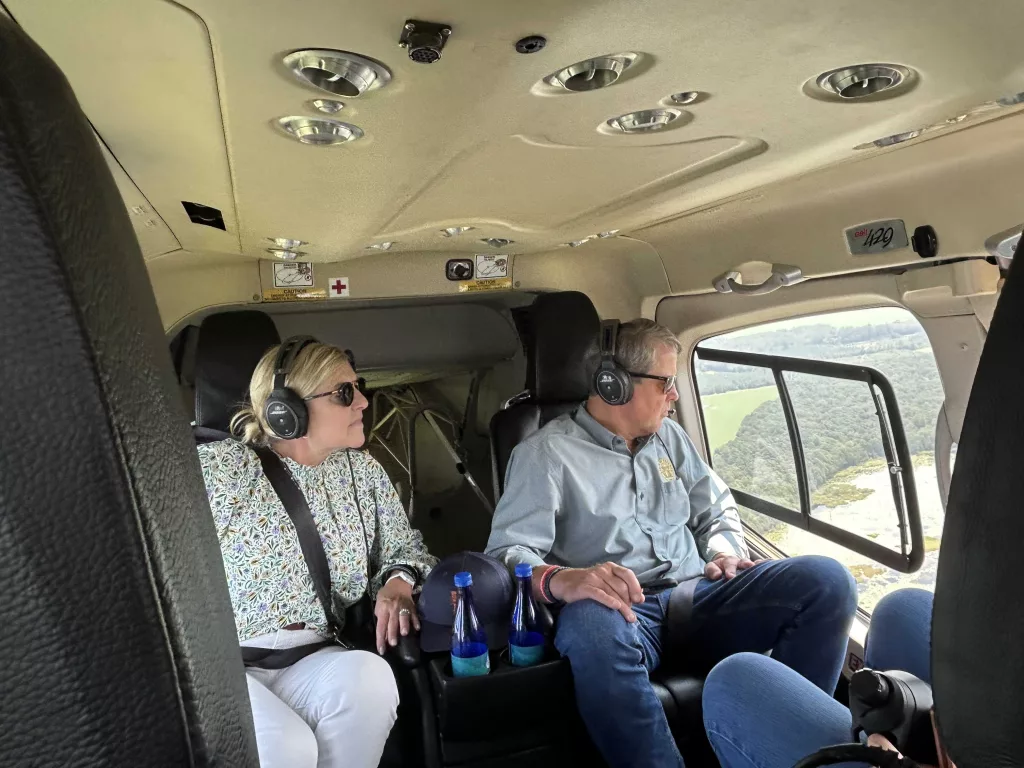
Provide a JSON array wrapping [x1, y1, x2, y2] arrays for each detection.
[[418, 551, 514, 653]]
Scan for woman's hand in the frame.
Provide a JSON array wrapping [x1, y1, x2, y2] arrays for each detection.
[[374, 577, 419, 655]]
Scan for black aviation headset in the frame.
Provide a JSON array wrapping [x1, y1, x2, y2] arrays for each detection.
[[593, 320, 634, 406], [263, 335, 358, 440]]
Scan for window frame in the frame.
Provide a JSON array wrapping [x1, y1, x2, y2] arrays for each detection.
[[694, 345, 925, 574]]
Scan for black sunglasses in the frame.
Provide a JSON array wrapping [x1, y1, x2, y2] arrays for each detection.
[[628, 371, 677, 395], [303, 378, 366, 407]]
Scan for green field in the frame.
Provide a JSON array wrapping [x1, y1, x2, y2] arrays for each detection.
[[700, 386, 778, 452]]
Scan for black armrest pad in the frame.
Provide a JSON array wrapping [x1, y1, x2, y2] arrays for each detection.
[[536, 602, 556, 634], [387, 633, 422, 668]]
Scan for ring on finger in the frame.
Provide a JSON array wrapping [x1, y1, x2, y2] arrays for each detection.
[[398, 608, 411, 616]]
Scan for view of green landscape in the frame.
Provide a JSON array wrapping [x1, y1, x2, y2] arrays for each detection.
[[695, 308, 947, 612]]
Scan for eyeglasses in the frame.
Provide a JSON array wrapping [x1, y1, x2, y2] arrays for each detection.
[[628, 371, 677, 395], [303, 378, 366, 407]]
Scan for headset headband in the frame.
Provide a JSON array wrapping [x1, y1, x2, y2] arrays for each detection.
[[272, 335, 316, 390], [599, 320, 620, 361]]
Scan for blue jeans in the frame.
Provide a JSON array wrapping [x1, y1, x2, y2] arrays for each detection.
[[554, 556, 858, 768], [702, 587, 934, 768]]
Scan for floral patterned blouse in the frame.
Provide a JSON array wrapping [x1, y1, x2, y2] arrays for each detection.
[[198, 439, 437, 642]]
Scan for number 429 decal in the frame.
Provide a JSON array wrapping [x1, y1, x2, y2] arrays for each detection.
[[845, 219, 910, 255]]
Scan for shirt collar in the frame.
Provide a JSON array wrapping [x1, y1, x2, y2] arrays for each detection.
[[573, 404, 653, 455]]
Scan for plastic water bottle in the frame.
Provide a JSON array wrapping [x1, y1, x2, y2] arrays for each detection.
[[451, 571, 490, 677], [509, 563, 545, 666]]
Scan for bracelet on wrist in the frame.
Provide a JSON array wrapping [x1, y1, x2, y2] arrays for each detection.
[[540, 565, 568, 605]]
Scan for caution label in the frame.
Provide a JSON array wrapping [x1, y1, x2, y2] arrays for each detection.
[[458, 277, 514, 293], [261, 288, 328, 302]]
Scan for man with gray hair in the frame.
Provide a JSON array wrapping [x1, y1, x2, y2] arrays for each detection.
[[486, 318, 857, 768]]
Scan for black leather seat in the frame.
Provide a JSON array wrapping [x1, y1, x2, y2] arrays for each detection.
[[932, 253, 1024, 767], [489, 291, 717, 765], [0, 18, 258, 767]]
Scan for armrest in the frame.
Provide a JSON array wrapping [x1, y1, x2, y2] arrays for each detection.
[[536, 601, 556, 634], [386, 633, 422, 668]]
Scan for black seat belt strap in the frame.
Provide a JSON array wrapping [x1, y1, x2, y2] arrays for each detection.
[[246, 445, 348, 662]]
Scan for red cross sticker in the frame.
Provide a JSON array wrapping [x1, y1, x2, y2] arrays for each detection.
[[328, 277, 349, 298]]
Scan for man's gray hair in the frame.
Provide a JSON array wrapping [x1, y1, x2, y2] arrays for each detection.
[[613, 318, 683, 374]]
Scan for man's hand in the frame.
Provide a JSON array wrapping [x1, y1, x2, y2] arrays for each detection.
[[704, 553, 766, 581], [374, 577, 419, 655], [548, 562, 645, 623]]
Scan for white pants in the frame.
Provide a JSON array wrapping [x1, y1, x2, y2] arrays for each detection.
[[245, 647, 399, 768]]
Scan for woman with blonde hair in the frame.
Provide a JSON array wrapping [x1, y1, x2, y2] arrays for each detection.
[[198, 336, 436, 768]]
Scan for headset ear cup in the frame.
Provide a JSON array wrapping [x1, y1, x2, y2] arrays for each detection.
[[620, 369, 634, 404], [593, 362, 633, 406], [264, 388, 309, 439]]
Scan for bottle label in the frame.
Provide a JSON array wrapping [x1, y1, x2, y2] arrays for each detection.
[[451, 652, 490, 677], [510, 643, 544, 667]]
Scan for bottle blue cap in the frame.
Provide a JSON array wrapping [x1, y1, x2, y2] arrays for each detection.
[[454, 571, 473, 588], [514, 563, 533, 579]]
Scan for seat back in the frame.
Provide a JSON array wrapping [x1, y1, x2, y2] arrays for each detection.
[[0, 18, 257, 767], [933, 254, 1024, 767], [490, 292, 600, 497], [194, 310, 281, 433]]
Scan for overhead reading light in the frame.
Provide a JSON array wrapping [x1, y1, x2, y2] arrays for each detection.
[[267, 248, 304, 260], [481, 238, 514, 248], [545, 53, 638, 92], [310, 99, 345, 114], [814, 63, 913, 100], [267, 237, 307, 249], [366, 242, 395, 251], [563, 237, 594, 248], [275, 116, 364, 146], [597, 230, 620, 238], [283, 50, 392, 97], [441, 226, 475, 237], [606, 108, 682, 134]]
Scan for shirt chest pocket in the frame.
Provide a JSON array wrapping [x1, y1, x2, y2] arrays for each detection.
[[657, 478, 690, 527]]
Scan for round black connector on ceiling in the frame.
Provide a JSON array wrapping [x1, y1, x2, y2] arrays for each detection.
[[515, 35, 547, 54], [912, 225, 939, 259]]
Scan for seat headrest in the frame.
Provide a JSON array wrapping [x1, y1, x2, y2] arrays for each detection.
[[194, 311, 280, 432], [932, 252, 1024, 766], [526, 291, 600, 402]]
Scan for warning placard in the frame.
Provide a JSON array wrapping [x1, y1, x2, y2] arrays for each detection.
[[475, 254, 509, 280], [262, 288, 327, 302], [273, 262, 314, 288], [458, 277, 513, 293]]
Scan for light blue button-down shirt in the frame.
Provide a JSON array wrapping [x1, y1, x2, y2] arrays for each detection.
[[485, 405, 748, 585]]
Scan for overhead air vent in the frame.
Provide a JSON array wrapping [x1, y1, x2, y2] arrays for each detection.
[[668, 91, 702, 106], [182, 201, 226, 230], [266, 249, 304, 260], [481, 238, 514, 248], [545, 53, 638, 92], [274, 116, 364, 146], [310, 99, 345, 114], [813, 64, 914, 100], [283, 50, 391, 97], [441, 226, 475, 237], [267, 237, 307, 249], [605, 108, 682, 134]]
